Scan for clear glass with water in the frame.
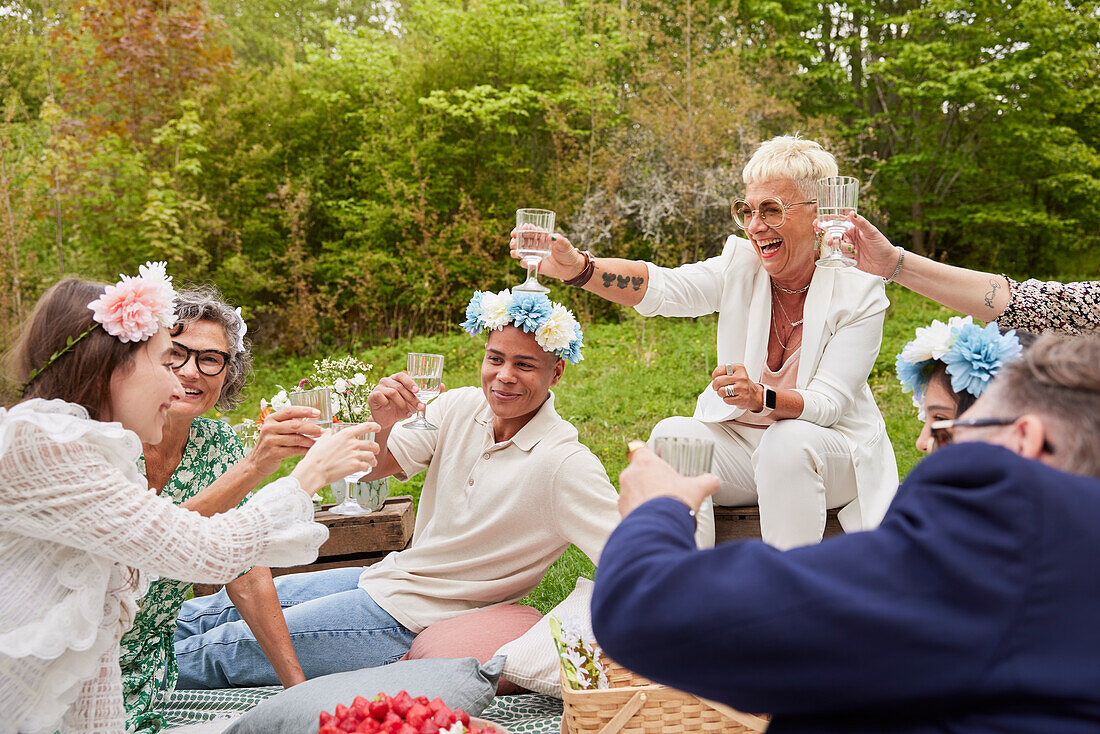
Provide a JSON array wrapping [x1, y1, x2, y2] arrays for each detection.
[[403, 353, 444, 430], [815, 176, 859, 269]]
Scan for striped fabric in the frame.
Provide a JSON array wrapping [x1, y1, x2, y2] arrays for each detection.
[[162, 690, 563, 733]]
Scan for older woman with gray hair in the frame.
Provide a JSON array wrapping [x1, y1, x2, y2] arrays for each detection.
[[120, 285, 323, 733], [516, 135, 898, 550]]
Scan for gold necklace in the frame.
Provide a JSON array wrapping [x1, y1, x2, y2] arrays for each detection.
[[771, 285, 804, 327], [771, 286, 803, 351]]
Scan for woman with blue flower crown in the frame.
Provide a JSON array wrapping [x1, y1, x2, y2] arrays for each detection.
[[172, 288, 621, 688], [895, 317, 1027, 454]]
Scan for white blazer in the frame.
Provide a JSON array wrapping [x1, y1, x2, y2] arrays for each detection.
[[635, 235, 900, 530]]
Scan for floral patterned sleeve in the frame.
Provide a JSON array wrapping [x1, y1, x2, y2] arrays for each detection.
[[998, 278, 1100, 335]]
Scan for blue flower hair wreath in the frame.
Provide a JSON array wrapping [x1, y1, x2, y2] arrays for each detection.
[[895, 317, 1023, 414], [462, 289, 585, 364]]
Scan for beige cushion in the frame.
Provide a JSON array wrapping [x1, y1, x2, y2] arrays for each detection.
[[493, 577, 594, 697]]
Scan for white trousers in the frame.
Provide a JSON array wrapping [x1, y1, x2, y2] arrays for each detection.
[[649, 416, 857, 550]]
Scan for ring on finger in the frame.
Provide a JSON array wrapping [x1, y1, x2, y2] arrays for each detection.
[[724, 385, 736, 398], [725, 363, 734, 376]]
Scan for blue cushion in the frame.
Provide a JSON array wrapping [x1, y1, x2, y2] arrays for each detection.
[[225, 656, 504, 733]]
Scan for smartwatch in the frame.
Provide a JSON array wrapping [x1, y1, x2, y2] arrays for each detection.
[[752, 384, 777, 415]]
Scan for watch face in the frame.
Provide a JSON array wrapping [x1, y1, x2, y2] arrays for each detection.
[[765, 388, 777, 410]]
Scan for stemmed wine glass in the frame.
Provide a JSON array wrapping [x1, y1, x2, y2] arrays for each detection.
[[403, 352, 444, 430], [815, 176, 859, 269], [513, 208, 556, 294], [328, 422, 377, 516]]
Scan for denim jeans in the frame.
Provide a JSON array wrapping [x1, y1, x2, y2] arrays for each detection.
[[174, 566, 416, 688]]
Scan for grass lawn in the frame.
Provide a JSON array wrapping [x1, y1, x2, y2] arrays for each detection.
[[220, 286, 962, 612]]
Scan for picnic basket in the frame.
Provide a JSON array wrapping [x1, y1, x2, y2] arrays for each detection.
[[559, 655, 769, 734]]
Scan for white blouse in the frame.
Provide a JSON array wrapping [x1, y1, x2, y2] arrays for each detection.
[[0, 399, 328, 734]]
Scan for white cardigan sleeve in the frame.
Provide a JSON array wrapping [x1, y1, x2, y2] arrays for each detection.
[[0, 423, 328, 584], [635, 255, 729, 318]]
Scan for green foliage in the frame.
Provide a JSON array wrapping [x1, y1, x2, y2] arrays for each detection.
[[796, 0, 1100, 272], [4, 0, 1097, 360]]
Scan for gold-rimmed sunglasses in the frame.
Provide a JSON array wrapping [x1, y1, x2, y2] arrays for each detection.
[[731, 198, 816, 230]]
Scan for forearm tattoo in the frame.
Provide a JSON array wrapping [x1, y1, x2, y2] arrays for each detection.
[[984, 278, 1000, 310], [599, 271, 644, 291]]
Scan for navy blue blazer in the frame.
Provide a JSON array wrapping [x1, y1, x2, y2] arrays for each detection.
[[592, 443, 1100, 733]]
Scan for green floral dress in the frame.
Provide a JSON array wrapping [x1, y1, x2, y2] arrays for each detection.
[[121, 418, 246, 733]]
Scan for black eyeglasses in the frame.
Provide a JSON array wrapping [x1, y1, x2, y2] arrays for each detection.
[[929, 416, 1055, 454], [731, 198, 816, 230], [169, 342, 230, 377]]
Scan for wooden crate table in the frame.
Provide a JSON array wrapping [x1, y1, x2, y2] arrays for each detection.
[[193, 494, 415, 597], [714, 505, 842, 544]]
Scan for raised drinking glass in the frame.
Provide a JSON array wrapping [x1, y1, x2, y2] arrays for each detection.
[[288, 387, 333, 430], [328, 422, 377, 516], [403, 352, 444, 431], [815, 176, 859, 269], [651, 437, 716, 477], [513, 208, 556, 294]]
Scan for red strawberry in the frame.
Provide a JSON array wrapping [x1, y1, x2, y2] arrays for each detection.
[[369, 699, 390, 721], [393, 691, 414, 718], [357, 718, 381, 734], [432, 709, 455, 728], [406, 703, 431, 728]]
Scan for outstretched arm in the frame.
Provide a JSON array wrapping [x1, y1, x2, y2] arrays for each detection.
[[509, 231, 650, 306], [225, 567, 306, 688], [844, 214, 1011, 321]]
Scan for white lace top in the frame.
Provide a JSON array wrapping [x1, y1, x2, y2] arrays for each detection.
[[0, 399, 328, 734]]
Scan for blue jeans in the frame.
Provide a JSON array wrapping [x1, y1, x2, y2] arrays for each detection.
[[174, 566, 416, 688]]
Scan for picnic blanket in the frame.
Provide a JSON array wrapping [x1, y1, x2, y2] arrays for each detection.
[[161, 688, 564, 733]]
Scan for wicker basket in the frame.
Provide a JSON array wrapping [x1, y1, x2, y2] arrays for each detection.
[[559, 656, 769, 734]]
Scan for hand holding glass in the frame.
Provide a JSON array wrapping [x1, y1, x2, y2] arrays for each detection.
[[513, 208, 555, 294], [289, 387, 333, 432], [403, 353, 444, 430], [651, 437, 716, 477], [815, 176, 859, 269], [328, 422, 378, 515]]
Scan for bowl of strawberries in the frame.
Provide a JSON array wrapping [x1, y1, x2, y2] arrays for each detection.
[[318, 690, 506, 734]]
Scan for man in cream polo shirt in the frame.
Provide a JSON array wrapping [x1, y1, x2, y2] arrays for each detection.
[[174, 290, 621, 687]]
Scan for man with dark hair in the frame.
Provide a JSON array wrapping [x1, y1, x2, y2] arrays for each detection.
[[175, 290, 621, 687], [593, 334, 1100, 733]]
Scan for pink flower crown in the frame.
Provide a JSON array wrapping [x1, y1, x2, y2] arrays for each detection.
[[23, 262, 177, 392]]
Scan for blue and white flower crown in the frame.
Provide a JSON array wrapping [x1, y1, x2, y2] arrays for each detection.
[[896, 316, 1023, 417], [462, 289, 584, 364]]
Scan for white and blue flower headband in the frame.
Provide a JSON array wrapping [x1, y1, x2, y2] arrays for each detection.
[[896, 316, 1023, 418], [462, 289, 584, 364]]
